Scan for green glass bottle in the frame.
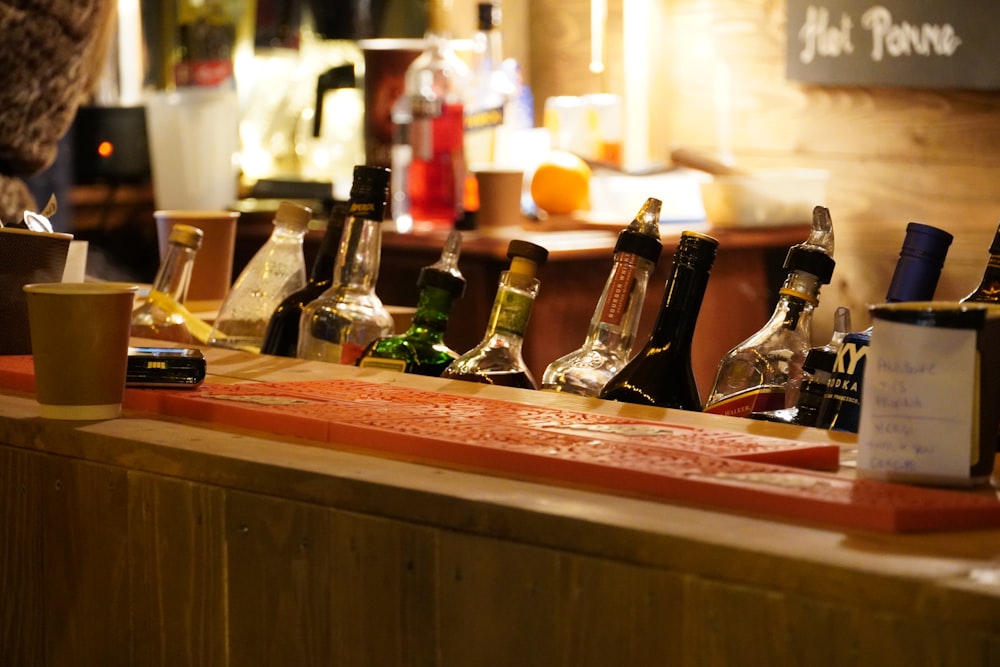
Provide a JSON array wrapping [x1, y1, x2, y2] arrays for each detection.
[[356, 230, 466, 376]]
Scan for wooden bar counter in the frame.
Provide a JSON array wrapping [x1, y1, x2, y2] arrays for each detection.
[[2, 348, 1000, 666]]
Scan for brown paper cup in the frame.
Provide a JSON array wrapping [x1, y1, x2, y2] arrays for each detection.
[[474, 168, 524, 229], [24, 282, 138, 420], [154, 210, 239, 302]]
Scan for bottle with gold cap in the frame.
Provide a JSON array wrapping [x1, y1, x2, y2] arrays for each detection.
[[441, 239, 549, 388], [209, 200, 312, 353], [131, 223, 205, 344]]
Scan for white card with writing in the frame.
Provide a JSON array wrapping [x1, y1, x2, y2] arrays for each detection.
[[858, 319, 977, 481]]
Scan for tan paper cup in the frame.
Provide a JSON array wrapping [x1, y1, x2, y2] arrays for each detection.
[[154, 210, 239, 302], [24, 282, 138, 420], [474, 168, 524, 229]]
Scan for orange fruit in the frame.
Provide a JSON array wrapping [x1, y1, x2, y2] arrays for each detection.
[[530, 150, 591, 215]]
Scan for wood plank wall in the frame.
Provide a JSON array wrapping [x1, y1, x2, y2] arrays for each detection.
[[523, 0, 1000, 343]]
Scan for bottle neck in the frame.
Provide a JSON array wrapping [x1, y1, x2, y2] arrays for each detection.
[[484, 269, 539, 340], [647, 252, 713, 348], [769, 269, 821, 332], [407, 284, 457, 336], [965, 253, 1000, 303], [586, 251, 653, 346], [311, 212, 348, 284], [151, 243, 198, 303], [332, 217, 382, 292]]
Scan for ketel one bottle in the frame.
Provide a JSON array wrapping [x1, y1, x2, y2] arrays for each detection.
[[441, 239, 549, 388], [599, 230, 719, 411], [356, 230, 466, 376], [542, 197, 663, 397], [703, 206, 836, 417], [816, 222, 953, 433]]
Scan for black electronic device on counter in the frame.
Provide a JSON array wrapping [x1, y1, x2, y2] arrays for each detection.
[[126, 346, 206, 388]]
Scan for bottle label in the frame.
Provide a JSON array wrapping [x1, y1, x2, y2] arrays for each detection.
[[491, 288, 532, 336], [358, 357, 407, 373], [464, 105, 504, 132], [703, 386, 786, 418], [599, 254, 638, 327], [341, 342, 367, 366], [817, 333, 870, 433]]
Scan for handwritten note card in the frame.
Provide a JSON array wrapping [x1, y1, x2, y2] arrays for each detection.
[[786, 0, 1000, 90], [857, 319, 977, 483]]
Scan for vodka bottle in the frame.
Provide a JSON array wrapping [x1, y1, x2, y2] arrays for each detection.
[[541, 198, 663, 396]]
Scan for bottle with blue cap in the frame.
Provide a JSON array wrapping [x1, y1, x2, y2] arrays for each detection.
[[815, 221, 954, 432]]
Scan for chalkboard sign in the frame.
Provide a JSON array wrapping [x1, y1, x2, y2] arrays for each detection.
[[786, 0, 1000, 90]]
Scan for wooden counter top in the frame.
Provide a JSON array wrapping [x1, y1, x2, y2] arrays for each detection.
[[2, 348, 999, 664]]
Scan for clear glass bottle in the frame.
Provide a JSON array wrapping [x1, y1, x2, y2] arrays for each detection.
[[465, 1, 516, 167], [961, 220, 1000, 304], [599, 230, 719, 411], [356, 230, 466, 376], [260, 201, 349, 357], [703, 206, 837, 417], [208, 201, 312, 353], [542, 198, 663, 396], [394, 0, 469, 230], [131, 223, 204, 344], [441, 239, 549, 388], [297, 166, 394, 366], [816, 222, 953, 432]]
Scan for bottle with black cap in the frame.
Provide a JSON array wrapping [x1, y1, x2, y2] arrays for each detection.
[[542, 198, 664, 397], [704, 206, 837, 418], [599, 228, 720, 411], [815, 221, 954, 432], [297, 166, 395, 366], [442, 239, 549, 388], [356, 230, 467, 376]]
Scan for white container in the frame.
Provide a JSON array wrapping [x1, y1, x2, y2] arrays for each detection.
[[699, 169, 829, 228]]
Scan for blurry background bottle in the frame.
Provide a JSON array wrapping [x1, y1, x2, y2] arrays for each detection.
[[599, 230, 719, 411], [208, 201, 312, 352], [465, 1, 516, 167], [704, 206, 836, 417], [130, 223, 204, 344], [962, 220, 1000, 304], [442, 239, 549, 388], [816, 222, 953, 432], [394, 0, 469, 230], [748, 305, 851, 427], [542, 198, 663, 396], [357, 230, 466, 375], [298, 166, 394, 365], [260, 201, 350, 357]]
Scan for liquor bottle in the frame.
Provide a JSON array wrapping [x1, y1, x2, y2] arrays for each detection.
[[465, 1, 516, 166], [703, 206, 836, 417], [395, 0, 469, 230], [748, 305, 851, 427], [356, 230, 466, 376], [542, 197, 664, 397], [131, 223, 204, 344], [441, 239, 549, 388], [599, 230, 719, 410], [297, 166, 394, 366], [208, 201, 312, 353], [260, 201, 349, 357], [816, 222, 953, 432], [961, 220, 1000, 304]]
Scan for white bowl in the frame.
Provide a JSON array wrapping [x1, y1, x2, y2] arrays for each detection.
[[699, 168, 829, 228]]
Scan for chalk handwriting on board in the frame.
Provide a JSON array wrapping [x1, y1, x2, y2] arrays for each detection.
[[798, 5, 962, 65]]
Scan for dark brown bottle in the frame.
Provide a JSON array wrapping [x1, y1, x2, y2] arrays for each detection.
[[260, 202, 348, 357], [599, 231, 719, 411], [962, 220, 1000, 304]]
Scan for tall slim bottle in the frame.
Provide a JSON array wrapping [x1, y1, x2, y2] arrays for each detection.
[[356, 230, 466, 376], [441, 239, 549, 388], [961, 220, 1000, 304], [465, 1, 515, 167], [208, 201, 312, 353], [260, 202, 349, 357], [131, 223, 204, 344], [816, 221, 953, 432], [542, 197, 663, 397], [599, 231, 719, 411], [297, 166, 394, 366], [703, 206, 836, 417], [395, 0, 469, 230]]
